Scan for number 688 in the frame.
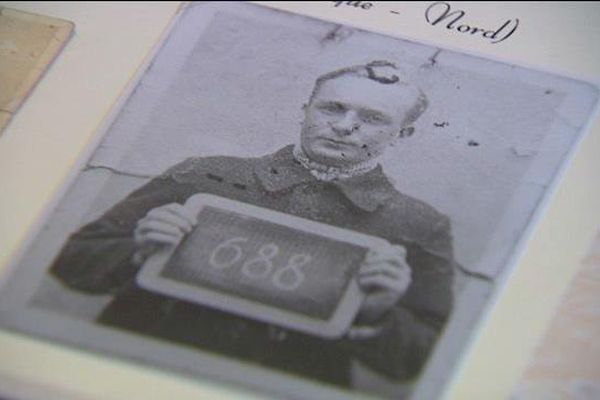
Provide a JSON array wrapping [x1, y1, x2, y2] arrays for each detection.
[[208, 237, 312, 291]]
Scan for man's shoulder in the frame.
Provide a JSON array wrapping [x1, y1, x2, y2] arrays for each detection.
[[159, 146, 295, 184], [380, 188, 453, 258], [160, 153, 263, 183], [386, 190, 449, 226]]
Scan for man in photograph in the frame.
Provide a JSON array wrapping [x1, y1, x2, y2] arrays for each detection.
[[50, 61, 455, 387]]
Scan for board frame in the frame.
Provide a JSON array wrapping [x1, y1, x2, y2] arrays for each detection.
[[137, 193, 388, 338]]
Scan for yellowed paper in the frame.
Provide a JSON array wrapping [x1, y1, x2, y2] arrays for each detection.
[[0, 7, 73, 133], [515, 231, 600, 398]]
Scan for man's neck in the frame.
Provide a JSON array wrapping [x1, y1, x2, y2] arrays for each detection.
[[292, 145, 378, 182]]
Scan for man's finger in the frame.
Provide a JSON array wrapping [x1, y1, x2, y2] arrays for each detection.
[[139, 211, 193, 233], [390, 245, 407, 257], [163, 203, 198, 225], [137, 220, 187, 238], [146, 209, 194, 232], [362, 256, 410, 272], [357, 275, 402, 292], [359, 263, 404, 280], [146, 204, 197, 227], [139, 231, 183, 246], [366, 248, 407, 266]]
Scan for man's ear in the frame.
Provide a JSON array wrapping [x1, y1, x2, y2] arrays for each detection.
[[399, 126, 415, 138]]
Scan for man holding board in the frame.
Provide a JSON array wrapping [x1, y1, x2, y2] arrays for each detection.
[[51, 61, 455, 387]]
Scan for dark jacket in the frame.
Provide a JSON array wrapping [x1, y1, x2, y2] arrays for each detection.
[[50, 145, 455, 387]]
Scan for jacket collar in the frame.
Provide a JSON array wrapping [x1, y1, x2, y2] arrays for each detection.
[[254, 145, 396, 212]]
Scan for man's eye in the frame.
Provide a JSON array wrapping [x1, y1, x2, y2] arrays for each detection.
[[319, 103, 345, 114], [362, 114, 387, 124]]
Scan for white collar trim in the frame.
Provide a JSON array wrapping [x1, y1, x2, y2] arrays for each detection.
[[292, 144, 378, 182]]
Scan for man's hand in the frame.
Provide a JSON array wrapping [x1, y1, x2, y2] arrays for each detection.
[[132, 203, 198, 264], [355, 245, 412, 325]]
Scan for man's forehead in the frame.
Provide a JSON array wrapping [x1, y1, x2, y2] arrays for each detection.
[[314, 75, 415, 112]]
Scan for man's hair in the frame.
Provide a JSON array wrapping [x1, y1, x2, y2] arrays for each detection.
[[308, 60, 429, 127]]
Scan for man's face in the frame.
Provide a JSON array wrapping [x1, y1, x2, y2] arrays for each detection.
[[301, 75, 415, 168]]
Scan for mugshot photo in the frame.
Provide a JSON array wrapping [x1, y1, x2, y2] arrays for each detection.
[[0, 3, 597, 400]]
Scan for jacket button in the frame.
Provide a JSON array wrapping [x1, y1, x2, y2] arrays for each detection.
[[206, 173, 224, 183]]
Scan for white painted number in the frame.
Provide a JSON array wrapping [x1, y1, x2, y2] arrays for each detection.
[[241, 243, 279, 279], [209, 237, 247, 270], [272, 254, 311, 291], [207, 238, 311, 291]]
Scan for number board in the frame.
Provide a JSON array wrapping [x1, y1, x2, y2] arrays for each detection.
[[137, 194, 390, 338]]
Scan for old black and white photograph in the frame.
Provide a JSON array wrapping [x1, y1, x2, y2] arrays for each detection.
[[0, 2, 597, 400]]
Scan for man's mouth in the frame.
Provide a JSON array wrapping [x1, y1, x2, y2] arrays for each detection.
[[323, 138, 354, 146]]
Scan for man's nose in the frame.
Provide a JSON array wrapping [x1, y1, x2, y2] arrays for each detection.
[[331, 110, 360, 136]]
